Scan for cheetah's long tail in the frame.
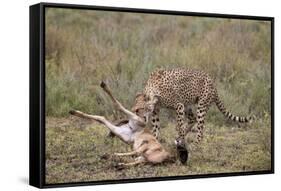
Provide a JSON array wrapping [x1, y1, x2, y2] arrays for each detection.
[[215, 94, 254, 123]]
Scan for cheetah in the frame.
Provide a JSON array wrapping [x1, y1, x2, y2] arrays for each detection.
[[140, 68, 254, 164]]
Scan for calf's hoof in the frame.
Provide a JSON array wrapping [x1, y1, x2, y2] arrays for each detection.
[[107, 131, 116, 138], [175, 138, 189, 164], [100, 81, 106, 88], [69, 110, 76, 115], [177, 145, 189, 164], [115, 163, 126, 170]]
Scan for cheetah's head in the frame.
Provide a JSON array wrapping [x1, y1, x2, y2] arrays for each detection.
[[131, 93, 146, 121], [131, 93, 159, 123]]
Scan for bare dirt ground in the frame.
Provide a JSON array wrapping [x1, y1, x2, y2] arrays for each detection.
[[45, 116, 271, 184]]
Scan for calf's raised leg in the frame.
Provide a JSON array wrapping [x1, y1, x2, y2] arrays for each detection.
[[69, 110, 131, 143]]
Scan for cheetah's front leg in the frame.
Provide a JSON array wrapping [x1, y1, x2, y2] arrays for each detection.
[[174, 103, 189, 164], [151, 107, 160, 139]]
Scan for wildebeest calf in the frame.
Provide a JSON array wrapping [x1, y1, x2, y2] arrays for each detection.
[[70, 81, 171, 167]]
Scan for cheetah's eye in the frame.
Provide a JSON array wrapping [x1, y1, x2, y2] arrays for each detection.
[[144, 95, 150, 102]]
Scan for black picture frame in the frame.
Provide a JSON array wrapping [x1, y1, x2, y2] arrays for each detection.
[[30, 2, 274, 188]]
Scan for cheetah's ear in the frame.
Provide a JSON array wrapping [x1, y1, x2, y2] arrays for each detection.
[[151, 95, 159, 104], [135, 92, 144, 98]]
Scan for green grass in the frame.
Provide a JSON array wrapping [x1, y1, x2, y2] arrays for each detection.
[[45, 8, 271, 121], [46, 116, 271, 184], [44, 8, 272, 184]]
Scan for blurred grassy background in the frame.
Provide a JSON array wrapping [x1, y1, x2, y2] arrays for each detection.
[[45, 8, 271, 120], [45, 8, 272, 184]]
